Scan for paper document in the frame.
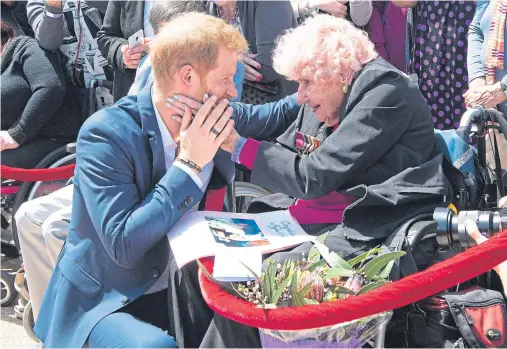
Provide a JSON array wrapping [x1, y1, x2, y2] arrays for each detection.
[[167, 210, 313, 277]]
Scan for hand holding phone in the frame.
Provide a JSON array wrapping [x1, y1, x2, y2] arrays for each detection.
[[121, 30, 150, 70]]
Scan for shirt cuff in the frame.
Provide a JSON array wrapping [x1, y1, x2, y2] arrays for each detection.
[[45, 2, 64, 17], [238, 139, 262, 170], [231, 137, 248, 164], [173, 161, 209, 192]]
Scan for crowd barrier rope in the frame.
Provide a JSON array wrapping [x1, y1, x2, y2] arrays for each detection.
[[199, 230, 507, 330], [1, 165, 76, 182]]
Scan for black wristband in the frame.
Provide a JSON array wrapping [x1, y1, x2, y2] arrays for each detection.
[[175, 157, 203, 174]]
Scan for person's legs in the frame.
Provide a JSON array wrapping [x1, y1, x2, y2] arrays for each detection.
[[88, 313, 176, 348], [42, 205, 72, 266], [88, 289, 174, 348], [1, 138, 65, 168], [166, 257, 215, 348], [14, 185, 74, 321]]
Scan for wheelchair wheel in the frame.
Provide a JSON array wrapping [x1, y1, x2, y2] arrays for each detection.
[[233, 181, 270, 213], [11, 146, 75, 253], [1, 270, 18, 306], [23, 300, 38, 342]]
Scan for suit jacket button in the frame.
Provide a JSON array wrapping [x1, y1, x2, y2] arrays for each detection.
[[186, 197, 194, 204], [152, 269, 160, 278], [178, 205, 185, 212], [121, 298, 129, 305]]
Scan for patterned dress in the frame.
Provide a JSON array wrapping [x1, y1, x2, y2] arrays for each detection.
[[407, 1, 476, 130]]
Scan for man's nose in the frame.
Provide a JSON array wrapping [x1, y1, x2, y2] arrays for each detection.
[[227, 83, 238, 100]]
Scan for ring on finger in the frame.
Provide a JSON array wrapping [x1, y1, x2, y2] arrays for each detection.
[[211, 128, 221, 136]]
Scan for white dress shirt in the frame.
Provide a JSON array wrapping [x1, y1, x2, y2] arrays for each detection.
[[145, 95, 214, 294]]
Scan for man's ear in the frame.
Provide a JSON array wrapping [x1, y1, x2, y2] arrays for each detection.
[[179, 64, 199, 88]]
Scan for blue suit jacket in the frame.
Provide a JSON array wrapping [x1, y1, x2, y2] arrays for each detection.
[[34, 85, 299, 348]]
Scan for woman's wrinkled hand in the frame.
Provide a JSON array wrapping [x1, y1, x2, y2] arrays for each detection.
[[220, 127, 241, 154], [239, 53, 263, 82], [166, 94, 206, 124], [0, 131, 19, 152], [464, 82, 507, 109], [178, 96, 235, 169]]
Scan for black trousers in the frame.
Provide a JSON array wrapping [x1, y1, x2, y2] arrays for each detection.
[[1, 138, 66, 168]]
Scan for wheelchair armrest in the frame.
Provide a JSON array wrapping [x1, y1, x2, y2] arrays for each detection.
[[66, 143, 76, 154], [407, 220, 438, 252]]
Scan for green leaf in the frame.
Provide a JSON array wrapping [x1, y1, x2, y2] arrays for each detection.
[[260, 303, 278, 309], [324, 267, 354, 279], [313, 242, 352, 270], [291, 271, 306, 307], [357, 281, 387, 295], [308, 232, 329, 261], [377, 260, 396, 280], [271, 272, 292, 305], [307, 258, 327, 272], [364, 251, 406, 281], [347, 248, 383, 268], [304, 298, 320, 305], [333, 286, 357, 296]]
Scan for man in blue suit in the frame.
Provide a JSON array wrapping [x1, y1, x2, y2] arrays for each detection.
[[34, 13, 247, 348]]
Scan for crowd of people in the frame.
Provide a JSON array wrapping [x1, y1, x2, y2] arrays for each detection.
[[1, 0, 507, 348]]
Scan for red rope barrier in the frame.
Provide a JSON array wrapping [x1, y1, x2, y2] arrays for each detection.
[[1, 165, 76, 182], [199, 231, 507, 330]]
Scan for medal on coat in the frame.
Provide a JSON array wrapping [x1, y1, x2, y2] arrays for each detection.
[[295, 131, 321, 155]]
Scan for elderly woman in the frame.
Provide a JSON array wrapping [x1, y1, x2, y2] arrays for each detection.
[[167, 15, 450, 348]]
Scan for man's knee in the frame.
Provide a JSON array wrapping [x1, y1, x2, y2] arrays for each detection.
[[41, 208, 71, 243]]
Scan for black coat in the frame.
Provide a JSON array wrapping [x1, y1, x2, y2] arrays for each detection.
[[249, 58, 451, 241], [97, 1, 144, 101]]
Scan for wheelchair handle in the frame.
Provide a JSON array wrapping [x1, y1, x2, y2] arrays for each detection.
[[457, 107, 484, 141]]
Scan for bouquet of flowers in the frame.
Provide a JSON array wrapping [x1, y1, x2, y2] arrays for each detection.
[[198, 232, 405, 348]]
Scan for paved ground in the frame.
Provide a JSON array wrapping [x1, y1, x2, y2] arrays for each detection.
[[1, 303, 36, 348], [1, 254, 36, 348]]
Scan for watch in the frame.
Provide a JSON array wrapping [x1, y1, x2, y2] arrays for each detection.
[[500, 75, 507, 97]]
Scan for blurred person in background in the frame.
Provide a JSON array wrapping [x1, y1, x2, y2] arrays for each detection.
[[466, 0, 507, 177], [394, 0, 476, 130], [209, 0, 298, 104], [1, 21, 70, 167], [292, 0, 372, 27], [2, 0, 34, 37], [27, 0, 113, 121], [97, 1, 153, 101], [367, 0, 407, 72]]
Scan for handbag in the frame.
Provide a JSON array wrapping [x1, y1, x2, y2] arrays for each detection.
[[405, 286, 507, 348], [241, 80, 279, 105]]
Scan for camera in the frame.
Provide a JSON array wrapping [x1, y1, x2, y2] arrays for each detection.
[[433, 206, 507, 248]]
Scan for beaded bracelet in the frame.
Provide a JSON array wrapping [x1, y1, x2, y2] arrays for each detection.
[[175, 157, 203, 174]]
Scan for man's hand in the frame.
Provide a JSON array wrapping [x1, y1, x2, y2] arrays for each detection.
[[465, 196, 507, 292], [310, 0, 348, 18], [120, 38, 151, 70], [178, 96, 235, 168], [0, 131, 19, 152], [239, 53, 262, 82], [464, 82, 507, 109]]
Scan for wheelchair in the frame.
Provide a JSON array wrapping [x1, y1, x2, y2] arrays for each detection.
[[0, 80, 112, 312]]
